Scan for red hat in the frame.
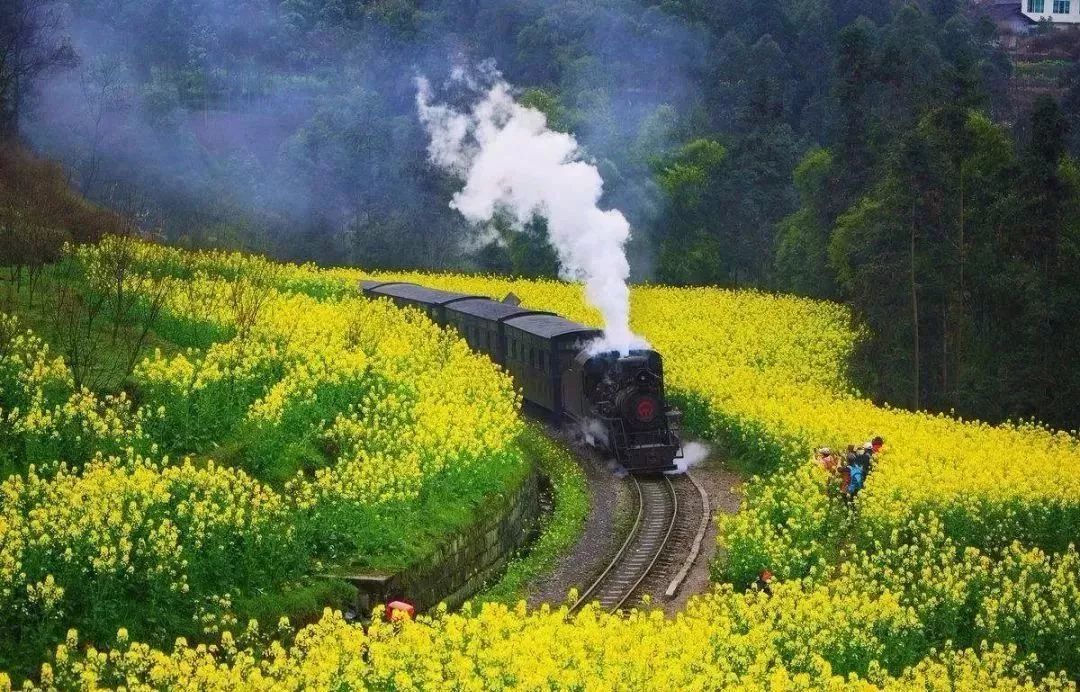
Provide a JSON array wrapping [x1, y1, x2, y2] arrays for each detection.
[[387, 600, 415, 621]]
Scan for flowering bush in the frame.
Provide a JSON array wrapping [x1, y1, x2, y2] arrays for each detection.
[[20, 605, 1075, 691], [0, 314, 152, 473], [0, 453, 302, 669], [0, 243, 524, 676], [3, 241, 1078, 687]]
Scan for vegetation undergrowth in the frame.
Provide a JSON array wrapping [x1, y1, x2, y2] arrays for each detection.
[[478, 424, 588, 605], [1, 266, 182, 394]]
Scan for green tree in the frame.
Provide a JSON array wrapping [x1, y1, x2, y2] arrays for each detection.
[[991, 96, 1074, 423], [654, 139, 727, 284], [475, 214, 560, 279], [830, 17, 877, 207], [0, 0, 76, 138], [775, 148, 837, 297]]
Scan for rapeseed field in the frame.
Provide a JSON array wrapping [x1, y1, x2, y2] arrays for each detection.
[[1, 241, 1077, 690]]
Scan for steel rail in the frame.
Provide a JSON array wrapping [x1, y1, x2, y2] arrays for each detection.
[[665, 470, 710, 597], [610, 475, 677, 612], [570, 475, 644, 612], [570, 474, 678, 613]]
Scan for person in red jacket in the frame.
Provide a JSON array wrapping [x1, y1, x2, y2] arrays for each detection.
[[753, 569, 774, 596]]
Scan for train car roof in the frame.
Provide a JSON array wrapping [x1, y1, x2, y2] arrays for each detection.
[[504, 313, 603, 340], [358, 279, 404, 291], [446, 298, 554, 322], [366, 282, 481, 305]]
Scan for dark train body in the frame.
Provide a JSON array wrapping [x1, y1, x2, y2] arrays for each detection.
[[359, 280, 683, 473]]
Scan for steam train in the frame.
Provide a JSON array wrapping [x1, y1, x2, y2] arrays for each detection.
[[359, 280, 683, 473]]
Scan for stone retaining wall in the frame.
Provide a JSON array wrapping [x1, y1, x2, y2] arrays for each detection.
[[344, 467, 542, 616]]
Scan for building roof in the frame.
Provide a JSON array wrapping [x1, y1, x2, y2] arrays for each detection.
[[445, 298, 555, 322], [366, 282, 481, 306], [983, 0, 1035, 23], [504, 313, 603, 340]]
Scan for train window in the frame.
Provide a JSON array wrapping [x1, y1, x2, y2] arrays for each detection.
[[539, 351, 546, 372]]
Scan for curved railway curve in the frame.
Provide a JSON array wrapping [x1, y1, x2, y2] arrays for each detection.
[[570, 471, 708, 614]]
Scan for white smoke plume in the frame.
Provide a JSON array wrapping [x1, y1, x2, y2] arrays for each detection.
[[416, 67, 646, 353], [576, 418, 610, 448], [668, 441, 710, 475]]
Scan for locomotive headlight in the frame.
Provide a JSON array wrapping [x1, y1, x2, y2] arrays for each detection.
[[635, 396, 657, 422], [618, 388, 660, 429]]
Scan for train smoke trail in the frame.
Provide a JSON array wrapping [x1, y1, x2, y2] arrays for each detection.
[[668, 441, 710, 475], [416, 67, 646, 352]]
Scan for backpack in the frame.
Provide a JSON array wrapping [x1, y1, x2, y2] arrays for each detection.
[[849, 464, 865, 493]]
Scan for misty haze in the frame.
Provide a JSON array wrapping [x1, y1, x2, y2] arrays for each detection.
[[20, 0, 704, 278]]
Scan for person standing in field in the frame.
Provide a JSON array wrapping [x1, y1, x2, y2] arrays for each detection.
[[753, 570, 774, 596], [817, 447, 838, 472]]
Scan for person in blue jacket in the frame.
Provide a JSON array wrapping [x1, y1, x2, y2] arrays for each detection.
[[848, 457, 865, 495]]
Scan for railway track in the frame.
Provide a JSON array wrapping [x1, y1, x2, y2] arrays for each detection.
[[571, 472, 702, 613]]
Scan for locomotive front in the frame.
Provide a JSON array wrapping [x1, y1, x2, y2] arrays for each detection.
[[575, 349, 683, 473]]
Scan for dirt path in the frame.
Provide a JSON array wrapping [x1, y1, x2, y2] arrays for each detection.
[[526, 447, 632, 608], [659, 452, 743, 614]]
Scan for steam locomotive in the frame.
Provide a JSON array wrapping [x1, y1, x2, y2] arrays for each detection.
[[359, 280, 683, 473]]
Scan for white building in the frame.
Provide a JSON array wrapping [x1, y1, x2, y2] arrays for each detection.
[[1022, 0, 1080, 24]]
